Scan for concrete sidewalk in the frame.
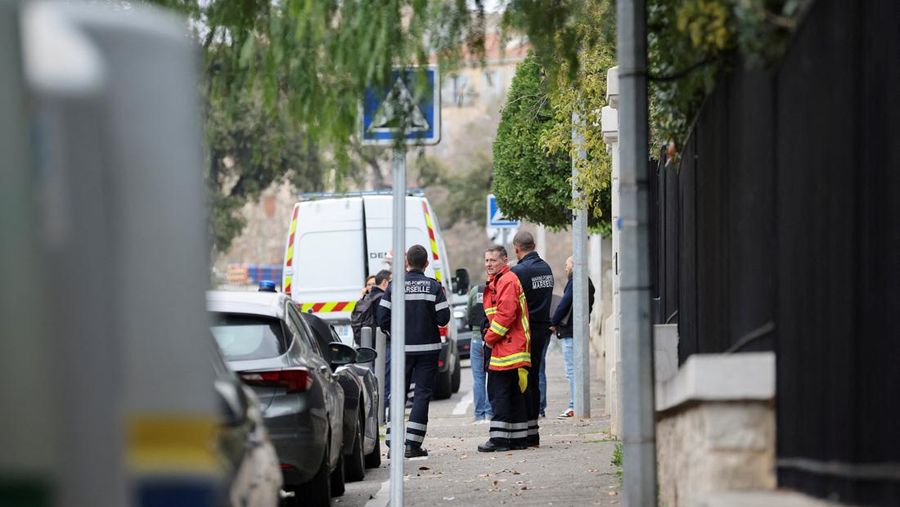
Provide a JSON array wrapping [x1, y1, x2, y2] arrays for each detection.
[[344, 341, 621, 506]]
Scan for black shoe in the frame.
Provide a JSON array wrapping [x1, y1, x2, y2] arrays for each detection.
[[478, 440, 510, 453], [405, 444, 428, 458]]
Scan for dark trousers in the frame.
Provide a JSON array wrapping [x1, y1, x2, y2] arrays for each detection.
[[387, 351, 438, 448], [524, 327, 550, 443], [487, 368, 528, 447]]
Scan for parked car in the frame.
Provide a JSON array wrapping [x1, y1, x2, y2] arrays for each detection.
[[453, 306, 473, 360], [435, 329, 462, 399], [210, 340, 283, 506], [301, 312, 381, 480], [207, 290, 348, 506]]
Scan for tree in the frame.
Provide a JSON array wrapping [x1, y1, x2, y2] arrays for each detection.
[[492, 54, 572, 229], [492, 11, 614, 235], [540, 0, 615, 234]]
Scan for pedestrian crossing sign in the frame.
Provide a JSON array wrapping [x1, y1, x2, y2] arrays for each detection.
[[360, 66, 441, 146], [487, 194, 519, 228]]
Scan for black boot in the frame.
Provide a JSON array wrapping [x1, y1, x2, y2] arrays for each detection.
[[510, 439, 528, 450], [477, 439, 510, 453], [405, 444, 428, 458]]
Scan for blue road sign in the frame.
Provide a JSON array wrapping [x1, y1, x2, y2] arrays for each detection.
[[487, 194, 519, 228], [361, 66, 441, 146]]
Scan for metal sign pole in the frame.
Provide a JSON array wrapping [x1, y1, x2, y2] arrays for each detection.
[[572, 112, 591, 417], [390, 146, 406, 505]]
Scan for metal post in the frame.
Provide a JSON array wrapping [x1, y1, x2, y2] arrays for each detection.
[[390, 147, 406, 505], [361, 326, 374, 349], [617, 0, 658, 504], [572, 112, 591, 418], [375, 328, 387, 426]]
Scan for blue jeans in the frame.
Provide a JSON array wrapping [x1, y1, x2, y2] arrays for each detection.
[[469, 338, 492, 419], [538, 337, 550, 412], [560, 337, 575, 409]]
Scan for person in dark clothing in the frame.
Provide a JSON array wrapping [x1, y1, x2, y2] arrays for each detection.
[[466, 280, 493, 422], [351, 270, 390, 344], [510, 231, 554, 446], [550, 256, 596, 418], [376, 245, 451, 458]]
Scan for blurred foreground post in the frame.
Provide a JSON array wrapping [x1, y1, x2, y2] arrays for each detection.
[[21, 2, 219, 505], [0, 3, 58, 505]]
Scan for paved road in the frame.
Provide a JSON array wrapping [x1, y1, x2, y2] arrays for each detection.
[[338, 343, 621, 506]]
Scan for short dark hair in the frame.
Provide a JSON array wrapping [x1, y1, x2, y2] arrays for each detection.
[[513, 231, 535, 251], [374, 269, 391, 285], [406, 245, 429, 270], [485, 245, 508, 258]]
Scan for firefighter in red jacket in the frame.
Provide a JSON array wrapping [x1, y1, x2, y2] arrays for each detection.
[[477, 245, 531, 452]]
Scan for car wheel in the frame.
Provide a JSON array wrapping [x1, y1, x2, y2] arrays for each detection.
[[364, 431, 382, 469], [330, 448, 345, 497], [295, 442, 331, 507], [434, 368, 452, 400], [451, 356, 461, 393], [344, 412, 366, 482]]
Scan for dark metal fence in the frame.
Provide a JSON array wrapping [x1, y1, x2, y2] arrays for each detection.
[[649, 0, 900, 503]]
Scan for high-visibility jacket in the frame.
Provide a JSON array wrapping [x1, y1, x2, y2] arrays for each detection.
[[483, 264, 531, 371]]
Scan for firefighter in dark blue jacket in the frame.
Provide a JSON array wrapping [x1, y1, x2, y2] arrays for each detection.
[[376, 244, 451, 458], [510, 231, 554, 446]]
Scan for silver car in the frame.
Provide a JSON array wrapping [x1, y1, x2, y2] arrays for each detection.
[[207, 290, 348, 506]]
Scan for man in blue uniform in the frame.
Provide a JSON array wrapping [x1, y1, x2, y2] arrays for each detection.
[[510, 231, 554, 447], [377, 245, 451, 458]]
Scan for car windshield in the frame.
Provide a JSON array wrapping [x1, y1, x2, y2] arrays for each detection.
[[210, 313, 287, 361]]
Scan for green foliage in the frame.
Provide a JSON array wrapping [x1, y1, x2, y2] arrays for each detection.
[[541, 0, 615, 234], [647, 0, 810, 157], [612, 441, 623, 480], [492, 54, 573, 229], [495, 0, 614, 233]]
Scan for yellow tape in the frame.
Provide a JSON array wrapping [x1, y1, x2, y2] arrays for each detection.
[[127, 415, 219, 474]]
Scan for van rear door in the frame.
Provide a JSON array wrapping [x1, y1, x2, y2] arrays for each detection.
[[362, 196, 435, 279], [285, 198, 365, 324]]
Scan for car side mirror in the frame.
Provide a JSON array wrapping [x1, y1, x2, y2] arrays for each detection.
[[329, 342, 357, 367], [453, 268, 470, 295], [355, 346, 377, 363]]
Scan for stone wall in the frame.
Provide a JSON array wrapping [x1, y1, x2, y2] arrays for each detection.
[[657, 401, 776, 507], [655, 352, 777, 507]]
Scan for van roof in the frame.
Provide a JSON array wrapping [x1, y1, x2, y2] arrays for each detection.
[[297, 189, 425, 201]]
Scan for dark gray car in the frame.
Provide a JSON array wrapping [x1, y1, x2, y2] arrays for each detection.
[[207, 290, 349, 506], [302, 313, 382, 474]]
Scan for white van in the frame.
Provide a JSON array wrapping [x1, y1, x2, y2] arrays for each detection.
[[280, 191, 469, 398]]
